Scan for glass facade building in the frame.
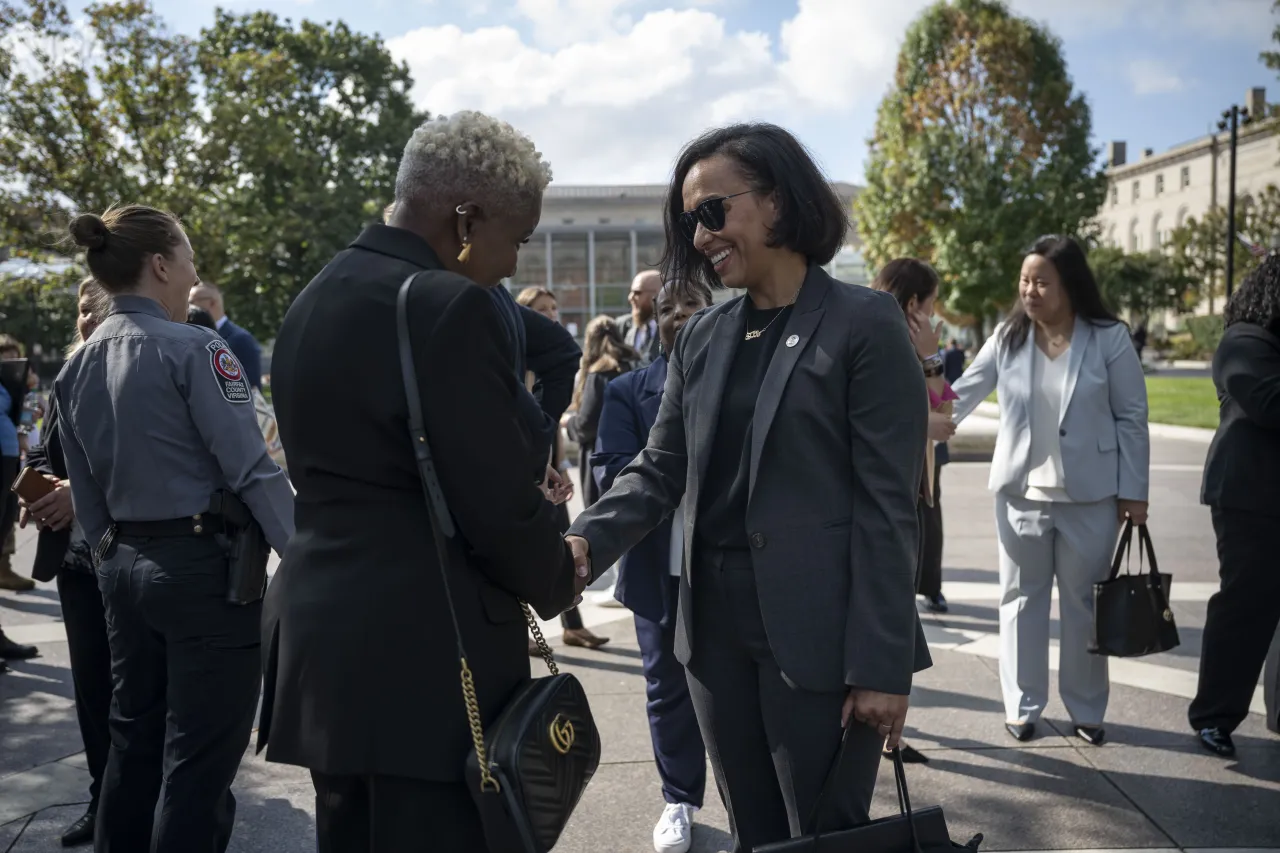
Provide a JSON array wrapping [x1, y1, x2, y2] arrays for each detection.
[[505, 184, 867, 337]]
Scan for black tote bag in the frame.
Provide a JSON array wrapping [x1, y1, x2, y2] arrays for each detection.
[[753, 734, 982, 853], [1089, 519, 1180, 658]]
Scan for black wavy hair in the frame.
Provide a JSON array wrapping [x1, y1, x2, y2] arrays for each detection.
[[1224, 253, 1280, 336], [1002, 235, 1120, 351], [660, 123, 848, 293]]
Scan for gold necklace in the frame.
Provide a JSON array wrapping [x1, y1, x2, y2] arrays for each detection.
[[744, 284, 802, 341]]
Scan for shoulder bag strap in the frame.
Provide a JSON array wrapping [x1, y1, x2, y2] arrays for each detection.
[[395, 272, 500, 792], [395, 274, 563, 792]]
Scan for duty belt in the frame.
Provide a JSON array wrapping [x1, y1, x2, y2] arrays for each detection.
[[94, 513, 230, 565], [114, 513, 231, 538]]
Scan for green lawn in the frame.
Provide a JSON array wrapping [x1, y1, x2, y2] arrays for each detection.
[[981, 376, 1218, 429], [1145, 376, 1218, 430]]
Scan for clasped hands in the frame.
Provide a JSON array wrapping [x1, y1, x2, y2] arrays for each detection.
[[18, 474, 74, 532]]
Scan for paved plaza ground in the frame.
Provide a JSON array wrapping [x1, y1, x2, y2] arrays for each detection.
[[2, 419, 1277, 852]]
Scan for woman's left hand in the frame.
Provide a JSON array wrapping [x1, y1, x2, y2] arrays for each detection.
[[906, 310, 943, 362], [1117, 499, 1149, 525], [540, 464, 574, 505], [842, 688, 909, 750]]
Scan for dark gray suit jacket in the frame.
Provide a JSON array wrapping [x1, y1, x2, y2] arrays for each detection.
[[569, 266, 932, 695]]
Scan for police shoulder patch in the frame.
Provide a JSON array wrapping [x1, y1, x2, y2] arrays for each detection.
[[207, 340, 251, 404]]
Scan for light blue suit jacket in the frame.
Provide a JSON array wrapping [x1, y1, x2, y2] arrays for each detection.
[[952, 317, 1150, 503]]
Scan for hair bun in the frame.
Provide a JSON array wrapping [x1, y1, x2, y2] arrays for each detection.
[[69, 214, 108, 251]]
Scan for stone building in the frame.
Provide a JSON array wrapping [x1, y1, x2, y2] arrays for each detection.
[[505, 182, 865, 335], [1095, 87, 1279, 314]]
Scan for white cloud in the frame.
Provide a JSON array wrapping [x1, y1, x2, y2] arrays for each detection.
[[386, 0, 1274, 184], [1128, 59, 1185, 96], [388, 1, 928, 183]]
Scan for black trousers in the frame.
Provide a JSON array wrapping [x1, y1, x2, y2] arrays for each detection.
[[1190, 507, 1280, 734], [56, 567, 113, 807], [635, 575, 706, 807], [0, 455, 18, 555], [95, 535, 261, 853], [311, 771, 485, 852], [917, 470, 943, 598], [685, 549, 883, 852]]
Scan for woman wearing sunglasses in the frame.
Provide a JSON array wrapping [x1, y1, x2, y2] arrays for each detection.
[[566, 123, 931, 851]]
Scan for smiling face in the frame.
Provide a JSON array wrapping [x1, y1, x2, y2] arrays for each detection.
[[682, 154, 778, 290], [152, 228, 200, 322], [1019, 252, 1071, 325], [656, 281, 711, 355]]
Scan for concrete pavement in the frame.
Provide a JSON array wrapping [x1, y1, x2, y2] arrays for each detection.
[[2, 433, 1277, 852]]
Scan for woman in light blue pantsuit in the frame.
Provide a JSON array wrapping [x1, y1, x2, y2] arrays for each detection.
[[952, 236, 1150, 746]]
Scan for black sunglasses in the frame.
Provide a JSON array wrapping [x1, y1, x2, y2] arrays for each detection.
[[678, 191, 753, 243]]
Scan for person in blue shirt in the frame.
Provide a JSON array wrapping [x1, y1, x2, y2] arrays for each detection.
[[0, 336, 34, 594]]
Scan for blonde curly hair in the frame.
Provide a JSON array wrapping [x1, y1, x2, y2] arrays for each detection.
[[395, 111, 553, 216]]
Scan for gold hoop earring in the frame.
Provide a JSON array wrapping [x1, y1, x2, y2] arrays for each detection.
[[457, 242, 472, 264]]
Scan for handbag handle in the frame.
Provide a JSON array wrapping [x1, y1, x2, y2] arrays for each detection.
[[805, 728, 923, 853], [394, 273, 560, 795], [1106, 518, 1136, 581], [1135, 523, 1173, 623]]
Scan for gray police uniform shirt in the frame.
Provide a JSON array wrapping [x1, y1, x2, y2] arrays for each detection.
[[55, 296, 295, 554]]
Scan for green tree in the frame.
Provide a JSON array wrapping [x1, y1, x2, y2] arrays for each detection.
[[0, 1, 426, 340], [1167, 185, 1280, 314], [1089, 245, 1195, 320], [0, 0, 203, 253], [194, 10, 425, 335], [855, 0, 1105, 332]]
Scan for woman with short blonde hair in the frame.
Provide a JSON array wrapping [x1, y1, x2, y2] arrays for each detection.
[[263, 111, 583, 850]]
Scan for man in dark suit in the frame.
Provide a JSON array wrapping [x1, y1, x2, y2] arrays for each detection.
[[942, 338, 965, 384], [617, 270, 663, 365], [593, 279, 711, 853], [190, 283, 263, 389]]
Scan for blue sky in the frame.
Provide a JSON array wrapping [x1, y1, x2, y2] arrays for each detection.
[[67, 0, 1278, 185]]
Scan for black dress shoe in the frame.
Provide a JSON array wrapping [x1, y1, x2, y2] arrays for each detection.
[[1075, 725, 1106, 746], [0, 631, 38, 660], [1197, 727, 1236, 758], [923, 594, 949, 614], [1005, 722, 1035, 742], [61, 809, 95, 847]]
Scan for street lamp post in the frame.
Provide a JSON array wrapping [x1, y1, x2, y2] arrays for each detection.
[[1218, 104, 1253, 299]]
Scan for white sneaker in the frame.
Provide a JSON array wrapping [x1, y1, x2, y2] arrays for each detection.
[[653, 802, 696, 853]]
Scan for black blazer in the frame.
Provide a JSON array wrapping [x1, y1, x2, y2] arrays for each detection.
[[25, 394, 72, 583], [1201, 322, 1280, 515], [570, 266, 932, 695], [490, 284, 581, 453], [259, 225, 578, 782]]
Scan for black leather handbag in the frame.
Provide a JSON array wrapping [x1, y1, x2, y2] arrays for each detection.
[[396, 273, 601, 853], [1089, 519, 1180, 658], [755, 737, 982, 853]]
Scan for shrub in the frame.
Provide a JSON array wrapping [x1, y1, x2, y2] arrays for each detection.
[[1184, 315, 1224, 358]]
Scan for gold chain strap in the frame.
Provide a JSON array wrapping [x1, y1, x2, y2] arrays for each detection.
[[523, 601, 559, 676], [459, 657, 500, 793], [458, 600, 559, 795]]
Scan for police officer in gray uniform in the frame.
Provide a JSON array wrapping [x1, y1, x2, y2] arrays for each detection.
[[56, 205, 295, 853]]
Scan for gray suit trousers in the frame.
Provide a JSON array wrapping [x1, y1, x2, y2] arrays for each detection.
[[684, 549, 883, 852]]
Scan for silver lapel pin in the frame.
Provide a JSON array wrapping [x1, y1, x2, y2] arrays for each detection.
[[785, 334, 799, 348]]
